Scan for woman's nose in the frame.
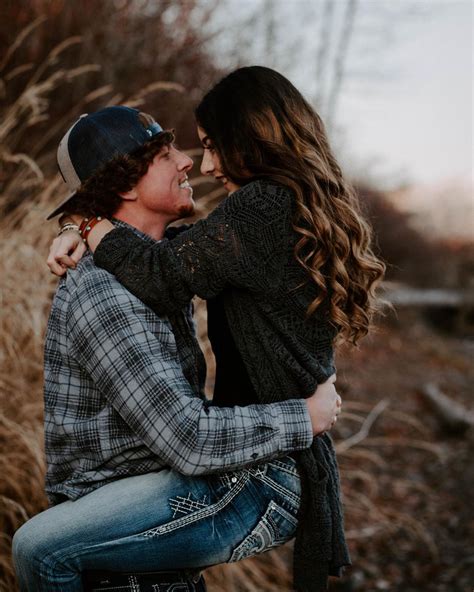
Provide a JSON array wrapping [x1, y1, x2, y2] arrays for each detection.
[[200, 151, 214, 176]]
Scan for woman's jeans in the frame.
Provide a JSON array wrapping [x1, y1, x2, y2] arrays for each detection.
[[13, 456, 301, 591]]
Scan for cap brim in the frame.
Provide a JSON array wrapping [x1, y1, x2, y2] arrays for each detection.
[[45, 191, 77, 220]]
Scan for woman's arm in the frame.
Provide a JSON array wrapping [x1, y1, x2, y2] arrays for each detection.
[[47, 215, 113, 276], [47, 182, 291, 314], [85, 218, 114, 252], [47, 219, 193, 276], [94, 181, 291, 315]]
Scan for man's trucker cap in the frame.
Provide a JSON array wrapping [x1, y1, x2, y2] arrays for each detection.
[[46, 106, 163, 220]]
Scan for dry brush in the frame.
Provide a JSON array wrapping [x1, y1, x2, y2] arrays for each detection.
[[0, 18, 440, 592]]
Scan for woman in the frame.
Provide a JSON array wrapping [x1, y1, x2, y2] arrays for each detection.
[[49, 66, 385, 590]]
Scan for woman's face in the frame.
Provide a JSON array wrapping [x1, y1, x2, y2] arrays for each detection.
[[197, 126, 240, 194]]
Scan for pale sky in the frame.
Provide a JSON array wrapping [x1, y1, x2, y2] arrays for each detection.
[[208, 0, 473, 188], [337, 0, 473, 186]]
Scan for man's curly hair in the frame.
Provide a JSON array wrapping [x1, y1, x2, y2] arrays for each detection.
[[65, 124, 175, 219]]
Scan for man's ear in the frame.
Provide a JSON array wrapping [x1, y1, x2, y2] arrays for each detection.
[[119, 188, 138, 202]]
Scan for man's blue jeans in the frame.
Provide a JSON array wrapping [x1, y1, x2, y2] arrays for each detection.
[[13, 456, 301, 591]]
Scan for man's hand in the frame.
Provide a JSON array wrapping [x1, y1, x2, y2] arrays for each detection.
[[47, 231, 86, 276], [306, 374, 342, 436]]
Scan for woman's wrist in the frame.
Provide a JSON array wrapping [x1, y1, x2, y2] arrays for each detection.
[[78, 216, 104, 244], [57, 214, 80, 237], [58, 212, 115, 253], [58, 213, 77, 228], [73, 217, 115, 253], [57, 213, 114, 253], [57, 223, 80, 237]]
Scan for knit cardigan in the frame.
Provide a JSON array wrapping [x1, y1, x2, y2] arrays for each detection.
[[94, 179, 351, 591]]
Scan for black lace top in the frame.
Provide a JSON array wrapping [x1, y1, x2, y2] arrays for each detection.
[[94, 179, 351, 591]]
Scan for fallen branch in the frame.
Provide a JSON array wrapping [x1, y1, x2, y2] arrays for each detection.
[[360, 437, 445, 460], [420, 383, 474, 435], [339, 448, 387, 468], [345, 525, 384, 540], [336, 399, 389, 454]]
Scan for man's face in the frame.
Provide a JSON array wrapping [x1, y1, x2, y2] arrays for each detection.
[[132, 145, 195, 221]]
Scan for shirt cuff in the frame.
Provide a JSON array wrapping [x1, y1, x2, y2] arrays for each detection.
[[274, 399, 313, 453]]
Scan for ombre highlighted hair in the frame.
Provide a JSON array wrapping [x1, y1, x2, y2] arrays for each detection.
[[195, 66, 385, 345]]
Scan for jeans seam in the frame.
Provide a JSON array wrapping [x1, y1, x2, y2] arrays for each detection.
[[228, 499, 297, 563], [35, 545, 84, 592], [267, 460, 299, 478], [268, 500, 298, 526], [143, 472, 250, 537], [254, 473, 300, 508]]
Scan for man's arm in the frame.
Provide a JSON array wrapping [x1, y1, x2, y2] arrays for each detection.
[[67, 270, 313, 476]]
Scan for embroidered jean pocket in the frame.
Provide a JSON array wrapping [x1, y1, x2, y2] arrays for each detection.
[[228, 500, 298, 563], [267, 456, 299, 479], [143, 476, 248, 538]]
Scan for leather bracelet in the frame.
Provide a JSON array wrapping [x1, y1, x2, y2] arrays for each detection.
[[78, 216, 103, 244]]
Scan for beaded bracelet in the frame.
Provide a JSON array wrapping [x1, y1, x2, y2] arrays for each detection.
[[58, 223, 80, 237], [78, 216, 103, 244]]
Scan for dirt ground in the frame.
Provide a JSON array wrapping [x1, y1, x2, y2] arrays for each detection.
[[202, 311, 473, 592], [326, 312, 474, 592]]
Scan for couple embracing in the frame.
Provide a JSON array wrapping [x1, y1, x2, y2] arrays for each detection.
[[13, 66, 384, 592]]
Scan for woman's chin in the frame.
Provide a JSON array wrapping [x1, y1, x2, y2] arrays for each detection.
[[223, 181, 240, 194]]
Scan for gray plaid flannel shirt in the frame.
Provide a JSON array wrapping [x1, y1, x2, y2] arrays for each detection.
[[44, 223, 313, 506]]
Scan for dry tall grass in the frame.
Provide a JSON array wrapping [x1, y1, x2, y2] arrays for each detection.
[[1, 23, 87, 588], [1, 197, 441, 592], [0, 185, 58, 591], [0, 18, 443, 592]]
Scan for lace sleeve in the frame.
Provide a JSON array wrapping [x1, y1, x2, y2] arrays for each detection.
[[94, 181, 292, 315]]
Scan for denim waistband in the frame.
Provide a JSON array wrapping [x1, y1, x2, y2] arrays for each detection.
[[213, 455, 300, 504]]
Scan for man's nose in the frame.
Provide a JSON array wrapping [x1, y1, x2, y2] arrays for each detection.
[[177, 151, 193, 171]]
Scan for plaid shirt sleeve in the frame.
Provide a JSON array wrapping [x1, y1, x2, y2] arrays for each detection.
[[66, 269, 313, 476]]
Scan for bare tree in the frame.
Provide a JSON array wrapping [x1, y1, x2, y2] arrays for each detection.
[[314, 0, 335, 113], [264, 0, 277, 69], [325, 0, 358, 133]]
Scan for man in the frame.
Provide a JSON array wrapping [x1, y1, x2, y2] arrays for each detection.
[[13, 106, 340, 592]]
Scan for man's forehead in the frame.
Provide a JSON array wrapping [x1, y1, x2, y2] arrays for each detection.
[[157, 142, 173, 154]]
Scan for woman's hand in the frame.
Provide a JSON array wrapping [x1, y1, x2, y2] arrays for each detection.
[[306, 374, 342, 436], [47, 230, 86, 276], [47, 215, 115, 276]]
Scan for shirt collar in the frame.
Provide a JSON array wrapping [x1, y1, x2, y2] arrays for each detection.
[[111, 218, 159, 245]]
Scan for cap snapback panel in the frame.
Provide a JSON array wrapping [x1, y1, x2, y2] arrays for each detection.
[[47, 106, 164, 220]]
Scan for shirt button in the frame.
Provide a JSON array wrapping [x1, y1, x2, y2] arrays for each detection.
[[251, 453, 258, 460], [231, 476, 237, 484]]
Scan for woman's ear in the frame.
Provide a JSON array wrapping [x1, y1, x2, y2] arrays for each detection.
[[118, 188, 138, 202]]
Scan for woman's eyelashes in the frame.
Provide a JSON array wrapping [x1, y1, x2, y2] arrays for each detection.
[[202, 142, 215, 153]]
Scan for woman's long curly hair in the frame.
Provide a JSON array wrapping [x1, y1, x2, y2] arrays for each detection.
[[195, 66, 385, 345]]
